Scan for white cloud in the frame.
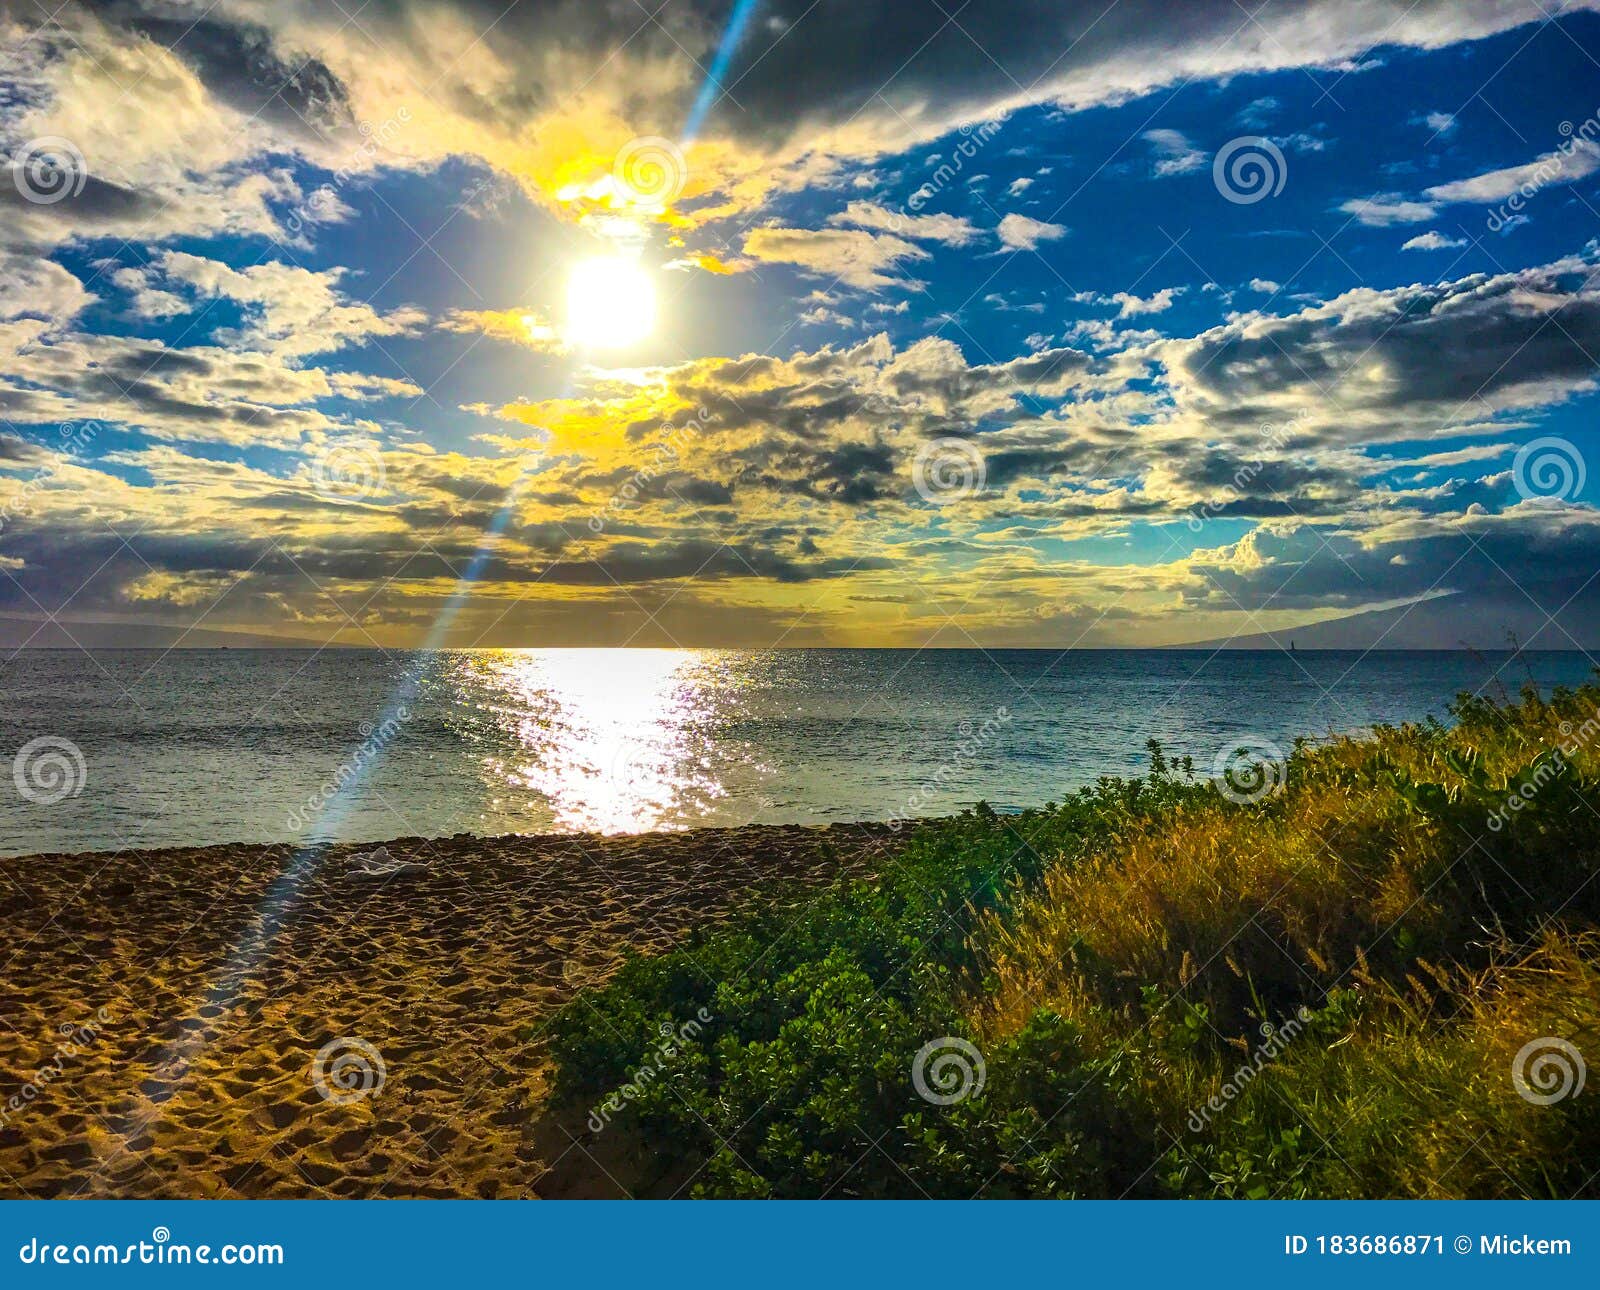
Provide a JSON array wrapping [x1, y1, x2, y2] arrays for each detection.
[[743, 226, 929, 289], [1339, 194, 1439, 226], [1401, 230, 1468, 251], [1143, 128, 1207, 176], [827, 200, 980, 246], [0, 254, 94, 325], [996, 213, 1067, 251], [1425, 139, 1600, 204]]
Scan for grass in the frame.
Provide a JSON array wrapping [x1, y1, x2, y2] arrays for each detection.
[[542, 680, 1600, 1198]]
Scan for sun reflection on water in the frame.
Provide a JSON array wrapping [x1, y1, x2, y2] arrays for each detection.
[[454, 648, 734, 833]]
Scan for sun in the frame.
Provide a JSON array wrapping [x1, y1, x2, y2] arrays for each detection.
[[565, 256, 657, 349]]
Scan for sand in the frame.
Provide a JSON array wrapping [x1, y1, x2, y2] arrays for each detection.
[[0, 822, 902, 1198]]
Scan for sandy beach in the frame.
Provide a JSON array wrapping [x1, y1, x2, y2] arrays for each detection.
[[0, 823, 902, 1198]]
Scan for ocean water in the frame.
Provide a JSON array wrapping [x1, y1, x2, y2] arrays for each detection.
[[1, 648, 1593, 857]]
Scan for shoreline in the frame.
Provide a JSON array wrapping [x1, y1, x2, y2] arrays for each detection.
[[0, 821, 904, 1198]]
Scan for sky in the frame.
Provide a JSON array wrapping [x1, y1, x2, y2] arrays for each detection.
[[3, 0, 1600, 649]]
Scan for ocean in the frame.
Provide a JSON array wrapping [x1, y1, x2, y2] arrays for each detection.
[[1, 648, 1592, 857]]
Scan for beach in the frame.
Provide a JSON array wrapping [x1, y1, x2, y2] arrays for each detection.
[[0, 823, 901, 1198]]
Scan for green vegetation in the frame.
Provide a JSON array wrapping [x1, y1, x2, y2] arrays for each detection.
[[545, 681, 1600, 1197]]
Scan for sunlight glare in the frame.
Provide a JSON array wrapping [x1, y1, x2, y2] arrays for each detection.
[[566, 256, 657, 349]]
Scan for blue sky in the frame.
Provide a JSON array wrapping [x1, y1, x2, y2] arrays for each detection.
[[3, 0, 1600, 648]]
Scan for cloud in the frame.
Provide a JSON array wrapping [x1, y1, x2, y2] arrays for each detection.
[[1143, 128, 1207, 176], [742, 226, 929, 289], [0, 253, 94, 324], [154, 253, 426, 358], [1425, 138, 1600, 204], [826, 200, 980, 246], [437, 307, 567, 352], [1339, 194, 1439, 225], [1401, 230, 1468, 251], [8, 0, 1574, 250], [997, 213, 1067, 251], [1110, 287, 1183, 317]]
